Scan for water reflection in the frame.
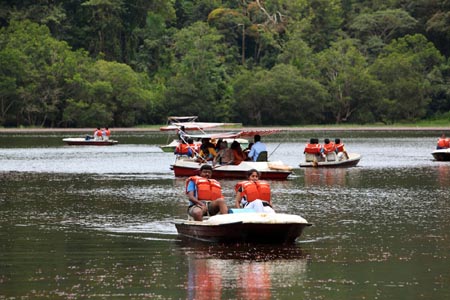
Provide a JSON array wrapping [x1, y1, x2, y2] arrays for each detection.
[[180, 243, 309, 300], [303, 167, 348, 187]]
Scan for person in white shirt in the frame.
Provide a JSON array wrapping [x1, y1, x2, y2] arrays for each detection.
[[248, 135, 267, 161]]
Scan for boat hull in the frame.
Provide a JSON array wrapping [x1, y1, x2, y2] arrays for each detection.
[[62, 138, 118, 146], [174, 213, 311, 244], [432, 149, 450, 161], [299, 153, 361, 168], [171, 159, 293, 180]]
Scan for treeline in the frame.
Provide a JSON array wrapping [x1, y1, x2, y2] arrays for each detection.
[[0, 0, 449, 127]]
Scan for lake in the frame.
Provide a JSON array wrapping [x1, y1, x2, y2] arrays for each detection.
[[0, 129, 449, 299]]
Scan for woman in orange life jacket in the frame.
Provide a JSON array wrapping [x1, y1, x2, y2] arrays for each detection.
[[334, 138, 349, 159], [234, 169, 275, 213], [93, 127, 103, 140], [186, 164, 228, 221], [436, 133, 449, 149]]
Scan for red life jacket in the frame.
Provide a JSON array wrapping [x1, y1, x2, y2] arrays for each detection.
[[437, 138, 449, 148], [323, 142, 337, 154], [235, 180, 271, 202], [186, 176, 223, 201], [304, 144, 322, 154], [335, 143, 345, 152], [175, 143, 191, 155]]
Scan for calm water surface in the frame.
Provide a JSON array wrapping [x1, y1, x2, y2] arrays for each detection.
[[0, 130, 449, 299]]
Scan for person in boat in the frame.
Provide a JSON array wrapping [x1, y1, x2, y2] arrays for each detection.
[[243, 142, 254, 160], [102, 127, 111, 141], [248, 135, 267, 161], [234, 169, 275, 213], [436, 133, 449, 149], [186, 164, 229, 221], [334, 138, 349, 159], [196, 138, 218, 162], [93, 128, 103, 141], [175, 138, 195, 157], [304, 138, 321, 155], [213, 141, 234, 165], [320, 138, 337, 158], [178, 126, 187, 142], [230, 140, 246, 165]]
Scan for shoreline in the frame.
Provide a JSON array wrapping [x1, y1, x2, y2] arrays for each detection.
[[1, 126, 450, 133]]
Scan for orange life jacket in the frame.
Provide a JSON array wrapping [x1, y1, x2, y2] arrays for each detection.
[[105, 129, 111, 137], [323, 142, 337, 154], [437, 138, 449, 148], [304, 144, 321, 154], [335, 143, 345, 152], [175, 143, 191, 155], [186, 176, 223, 201], [95, 130, 102, 137], [235, 180, 271, 202]]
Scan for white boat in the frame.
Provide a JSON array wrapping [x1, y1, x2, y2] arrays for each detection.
[[299, 152, 362, 168], [431, 148, 450, 161], [62, 137, 118, 146], [171, 130, 293, 179], [174, 210, 311, 244]]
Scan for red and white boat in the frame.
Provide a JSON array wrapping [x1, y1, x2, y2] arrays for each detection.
[[170, 130, 293, 180]]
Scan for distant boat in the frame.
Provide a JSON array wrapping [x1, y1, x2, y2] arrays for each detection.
[[431, 148, 450, 161], [62, 137, 118, 146], [299, 152, 361, 168]]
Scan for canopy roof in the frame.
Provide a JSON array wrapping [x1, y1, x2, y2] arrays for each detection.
[[185, 129, 281, 139], [160, 122, 227, 131]]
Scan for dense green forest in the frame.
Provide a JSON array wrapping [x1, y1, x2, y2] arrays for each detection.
[[0, 0, 449, 127]]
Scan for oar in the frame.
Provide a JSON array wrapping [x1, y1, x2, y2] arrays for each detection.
[[268, 142, 282, 158]]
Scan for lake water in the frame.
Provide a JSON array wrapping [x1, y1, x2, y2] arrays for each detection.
[[0, 130, 449, 299]]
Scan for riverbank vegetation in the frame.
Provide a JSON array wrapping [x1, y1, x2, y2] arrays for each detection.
[[0, 1, 449, 128]]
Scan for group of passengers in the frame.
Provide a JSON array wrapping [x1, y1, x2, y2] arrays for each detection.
[[175, 134, 267, 166], [303, 138, 349, 161], [90, 127, 111, 141], [186, 165, 275, 221]]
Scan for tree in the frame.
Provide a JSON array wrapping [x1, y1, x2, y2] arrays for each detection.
[[315, 39, 382, 124], [233, 65, 327, 125], [164, 22, 232, 121], [370, 34, 445, 123]]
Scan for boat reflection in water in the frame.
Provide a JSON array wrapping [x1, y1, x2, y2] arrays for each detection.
[[180, 243, 309, 300], [303, 167, 348, 187]]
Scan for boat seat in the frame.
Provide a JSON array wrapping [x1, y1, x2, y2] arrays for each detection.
[[305, 153, 318, 162], [326, 152, 337, 162], [256, 151, 268, 162]]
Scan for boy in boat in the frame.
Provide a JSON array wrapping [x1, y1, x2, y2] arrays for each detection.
[[185, 164, 228, 221]]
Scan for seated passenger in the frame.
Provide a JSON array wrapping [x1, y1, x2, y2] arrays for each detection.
[[175, 138, 196, 157], [334, 138, 349, 159], [213, 141, 234, 165], [196, 138, 217, 162], [230, 141, 246, 165], [322, 138, 337, 154], [437, 133, 449, 149], [304, 138, 322, 154]]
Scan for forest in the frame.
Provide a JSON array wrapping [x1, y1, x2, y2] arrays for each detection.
[[0, 0, 449, 127]]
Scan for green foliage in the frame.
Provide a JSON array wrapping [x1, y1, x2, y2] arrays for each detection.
[[0, 0, 449, 127], [233, 65, 327, 125]]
